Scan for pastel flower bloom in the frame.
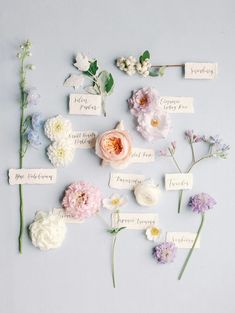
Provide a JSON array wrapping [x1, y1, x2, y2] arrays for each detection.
[[74, 53, 90, 71], [185, 130, 202, 143], [29, 211, 67, 251], [27, 129, 41, 148], [134, 179, 161, 207], [146, 226, 161, 242], [102, 194, 127, 210], [47, 139, 75, 168], [153, 242, 177, 264], [31, 112, 42, 130], [44, 115, 72, 141], [62, 182, 102, 220], [128, 88, 159, 117], [137, 108, 171, 141], [26, 87, 40, 106], [188, 193, 216, 214], [95, 122, 132, 169]]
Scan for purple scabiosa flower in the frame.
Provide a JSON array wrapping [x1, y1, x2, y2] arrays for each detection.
[[128, 87, 159, 117], [153, 242, 177, 264], [26, 87, 40, 106], [31, 112, 42, 130], [27, 129, 41, 148], [185, 130, 202, 143], [188, 193, 216, 214]]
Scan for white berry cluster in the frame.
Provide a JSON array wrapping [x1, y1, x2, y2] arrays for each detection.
[[116, 56, 151, 77]]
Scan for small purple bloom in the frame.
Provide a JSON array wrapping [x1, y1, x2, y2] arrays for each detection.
[[153, 242, 177, 264], [31, 112, 42, 130], [159, 149, 168, 156], [27, 87, 40, 106], [204, 135, 221, 145], [27, 129, 41, 148], [188, 193, 216, 214], [185, 130, 202, 143]]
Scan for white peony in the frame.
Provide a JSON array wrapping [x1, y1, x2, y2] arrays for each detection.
[[29, 211, 67, 251], [74, 53, 90, 71], [47, 139, 75, 168], [134, 179, 161, 206], [44, 115, 72, 141]]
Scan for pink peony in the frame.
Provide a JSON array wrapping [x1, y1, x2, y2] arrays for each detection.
[[128, 87, 159, 117], [62, 182, 102, 220], [137, 108, 171, 141], [95, 129, 132, 168]]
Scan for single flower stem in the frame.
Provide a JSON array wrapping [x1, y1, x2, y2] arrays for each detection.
[[168, 149, 182, 173], [190, 142, 196, 163], [178, 213, 205, 280], [178, 154, 213, 214], [151, 64, 184, 68], [112, 235, 117, 288]]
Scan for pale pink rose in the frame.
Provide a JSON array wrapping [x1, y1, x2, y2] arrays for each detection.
[[95, 129, 132, 168], [62, 182, 102, 220], [128, 87, 159, 117], [137, 108, 171, 141]]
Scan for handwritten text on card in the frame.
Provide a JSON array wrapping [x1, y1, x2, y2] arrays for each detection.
[[52, 209, 84, 224], [159, 97, 194, 113], [9, 169, 57, 185], [166, 232, 200, 249], [185, 63, 218, 79], [130, 148, 155, 163], [112, 213, 159, 230], [109, 173, 145, 190], [69, 130, 97, 148], [69, 94, 102, 115], [165, 173, 193, 190]]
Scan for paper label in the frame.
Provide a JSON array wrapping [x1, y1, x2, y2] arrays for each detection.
[[185, 63, 218, 79], [130, 148, 155, 163], [109, 173, 145, 190], [52, 209, 84, 224], [112, 213, 159, 230], [159, 96, 194, 113], [69, 130, 97, 148], [69, 94, 102, 115], [9, 169, 57, 185], [166, 232, 200, 248], [165, 173, 193, 190]]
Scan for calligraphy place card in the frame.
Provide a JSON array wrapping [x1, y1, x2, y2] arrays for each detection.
[[185, 63, 218, 79], [159, 96, 194, 113], [9, 169, 57, 185], [112, 213, 159, 230], [69, 94, 102, 115], [166, 232, 200, 248], [165, 173, 193, 191], [109, 173, 145, 190], [69, 130, 98, 148], [52, 209, 84, 224], [130, 148, 155, 163]]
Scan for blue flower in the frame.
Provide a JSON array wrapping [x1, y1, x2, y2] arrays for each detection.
[[26, 87, 40, 106], [27, 129, 41, 148], [31, 112, 42, 130]]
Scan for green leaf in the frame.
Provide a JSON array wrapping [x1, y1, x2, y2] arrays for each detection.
[[107, 227, 126, 235], [139, 50, 150, 63], [104, 73, 114, 94], [97, 71, 114, 95], [83, 60, 98, 76], [149, 67, 160, 77], [158, 66, 166, 76], [22, 115, 32, 133]]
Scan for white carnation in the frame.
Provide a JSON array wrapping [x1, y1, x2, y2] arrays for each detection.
[[29, 211, 67, 251], [44, 115, 72, 141], [74, 53, 90, 71], [134, 179, 161, 206], [47, 139, 75, 168]]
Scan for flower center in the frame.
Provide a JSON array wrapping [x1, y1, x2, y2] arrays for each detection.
[[54, 122, 63, 133], [105, 137, 123, 155], [139, 95, 148, 106], [151, 118, 160, 128], [150, 227, 160, 237], [76, 192, 88, 205], [111, 198, 120, 206], [57, 149, 65, 158]]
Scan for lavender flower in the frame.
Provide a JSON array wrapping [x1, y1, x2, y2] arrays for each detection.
[[203, 135, 221, 145], [185, 130, 202, 143], [26, 87, 40, 106], [27, 129, 41, 148], [31, 112, 42, 130], [153, 242, 177, 264], [188, 193, 216, 214]]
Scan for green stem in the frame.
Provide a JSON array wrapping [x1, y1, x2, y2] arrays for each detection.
[[169, 148, 182, 173], [190, 142, 196, 163], [112, 235, 117, 288], [151, 64, 184, 68], [178, 213, 205, 280]]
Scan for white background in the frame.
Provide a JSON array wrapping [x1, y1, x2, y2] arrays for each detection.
[[0, 0, 235, 312]]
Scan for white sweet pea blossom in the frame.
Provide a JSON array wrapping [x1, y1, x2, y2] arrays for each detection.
[[102, 193, 127, 210], [134, 179, 161, 206], [74, 53, 90, 71]]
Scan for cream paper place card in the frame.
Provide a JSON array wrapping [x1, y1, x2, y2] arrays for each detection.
[[130, 148, 155, 163], [69, 94, 102, 115], [52, 209, 84, 224], [165, 173, 193, 190], [166, 232, 200, 249], [159, 96, 194, 113], [9, 169, 57, 185], [109, 173, 145, 190], [69, 130, 97, 148], [185, 63, 218, 79], [112, 213, 159, 230]]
